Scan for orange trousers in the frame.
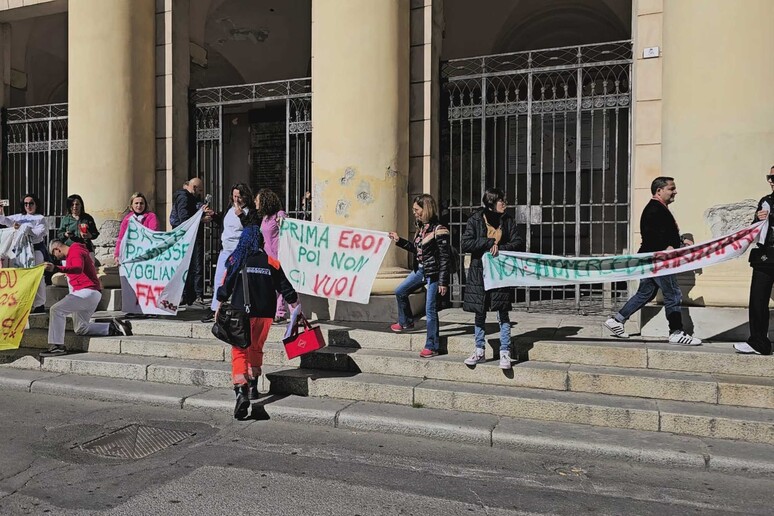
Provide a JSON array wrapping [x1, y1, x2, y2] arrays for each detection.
[[231, 317, 272, 386]]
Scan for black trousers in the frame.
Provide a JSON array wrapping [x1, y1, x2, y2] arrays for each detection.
[[747, 265, 774, 355], [184, 237, 204, 303]]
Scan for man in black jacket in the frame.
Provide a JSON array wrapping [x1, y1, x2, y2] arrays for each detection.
[[170, 177, 213, 306], [605, 176, 701, 345], [735, 167, 774, 355]]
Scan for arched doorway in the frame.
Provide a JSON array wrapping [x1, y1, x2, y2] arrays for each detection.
[[189, 0, 311, 291], [441, 0, 632, 313]]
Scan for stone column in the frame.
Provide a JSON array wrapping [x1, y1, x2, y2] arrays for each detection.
[[67, 0, 156, 224], [311, 0, 410, 294]]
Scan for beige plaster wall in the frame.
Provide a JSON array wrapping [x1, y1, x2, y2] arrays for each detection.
[[311, 0, 410, 277], [68, 0, 156, 224], [659, 0, 774, 306]]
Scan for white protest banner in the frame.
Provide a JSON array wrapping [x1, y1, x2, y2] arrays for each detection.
[[484, 221, 765, 290], [119, 210, 204, 314], [0, 228, 35, 268], [278, 218, 390, 304]]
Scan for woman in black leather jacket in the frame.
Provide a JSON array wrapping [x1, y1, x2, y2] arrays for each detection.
[[461, 187, 524, 369], [736, 169, 774, 355], [388, 194, 451, 358]]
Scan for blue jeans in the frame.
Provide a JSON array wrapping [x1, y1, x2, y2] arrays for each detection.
[[614, 274, 683, 333], [474, 309, 511, 352], [395, 268, 439, 350]]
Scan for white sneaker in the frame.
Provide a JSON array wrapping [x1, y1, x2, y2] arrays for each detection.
[[499, 351, 512, 370], [604, 318, 629, 338], [733, 342, 762, 355], [464, 349, 486, 366], [668, 330, 702, 346]]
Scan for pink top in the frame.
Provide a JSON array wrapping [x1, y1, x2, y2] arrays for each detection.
[[260, 210, 286, 259], [115, 211, 160, 259]]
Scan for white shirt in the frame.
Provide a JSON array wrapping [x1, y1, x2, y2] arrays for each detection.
[[0, 213, 47, 245], [221, 206, 248, 252]]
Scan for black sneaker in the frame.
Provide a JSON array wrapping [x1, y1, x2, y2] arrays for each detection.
[[31, 305, 45, 314], [112, 318, 133, 336], [248, 378, 260, 400], [39, 345, 67, 357], [200, 310, 215, 323]]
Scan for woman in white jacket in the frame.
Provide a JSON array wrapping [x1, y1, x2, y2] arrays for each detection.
[[0, 193, 48, 312], [201, 183, 254, 322]]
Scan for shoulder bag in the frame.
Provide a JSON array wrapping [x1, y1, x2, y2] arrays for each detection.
[[212, 265, 252, 348]]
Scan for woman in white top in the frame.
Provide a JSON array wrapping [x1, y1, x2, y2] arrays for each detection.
[[0, 193, 48, 312], [202, 183, 254, 322]]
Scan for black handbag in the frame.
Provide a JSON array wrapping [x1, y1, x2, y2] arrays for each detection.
[[211, 265, 252, 348]]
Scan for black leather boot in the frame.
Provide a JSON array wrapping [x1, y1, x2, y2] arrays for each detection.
[[248, 378, 260, 400], [233, 384, 250, 420]]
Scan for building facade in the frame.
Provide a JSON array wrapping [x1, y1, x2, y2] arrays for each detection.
[[0, 0, 770, 318]]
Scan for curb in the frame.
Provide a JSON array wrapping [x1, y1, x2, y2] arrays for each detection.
[[2, 368, 774, 476]]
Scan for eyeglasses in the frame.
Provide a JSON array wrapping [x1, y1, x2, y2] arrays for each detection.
[[23, 202, 35, 206], [767, 175, 774, 183]]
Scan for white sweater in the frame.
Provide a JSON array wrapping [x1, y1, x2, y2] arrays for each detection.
[[0, 213, 47, 245]]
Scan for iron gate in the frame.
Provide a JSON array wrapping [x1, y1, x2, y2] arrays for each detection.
[[2, 103, 68, 234], [191, 78, 312, 292], [441, 41, 632, 313]]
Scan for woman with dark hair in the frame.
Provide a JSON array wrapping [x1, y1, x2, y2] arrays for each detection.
[[216, 225, 299, 419], [255, 188, 288, 322], [461, 187, 524, 370], [115, 192, 159, 264], [202, 183, 254, 322], [0, 193, 48, 312], [57, 194, 99, 256], [388, 193, 451, 358]]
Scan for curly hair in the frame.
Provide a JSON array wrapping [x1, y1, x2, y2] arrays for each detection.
[[256, 188, 283, 219]]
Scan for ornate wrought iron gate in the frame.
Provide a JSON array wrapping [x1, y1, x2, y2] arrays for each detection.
[[1, 103, 68, 233], [191, 78, 312, 291], [441, 41, 632, 313]]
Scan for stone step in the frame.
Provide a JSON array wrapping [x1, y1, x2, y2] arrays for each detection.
[[5, 354, 774, 445], [10, 347, 774, 411], [6, 366, 774, 474], [530, 339, 774, 377]]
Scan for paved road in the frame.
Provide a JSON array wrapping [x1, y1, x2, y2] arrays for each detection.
[[0, 390, 771, 515]]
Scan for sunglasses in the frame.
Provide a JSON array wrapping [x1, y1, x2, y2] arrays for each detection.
[[768, 175, 774, 182], [23, 201, 35, 206]]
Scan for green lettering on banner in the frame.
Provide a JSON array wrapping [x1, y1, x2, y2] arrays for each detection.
[[282, 219, 331, 248], [330, 252, 370, 272]]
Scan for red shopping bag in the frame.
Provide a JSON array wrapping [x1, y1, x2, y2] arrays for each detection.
[[283, 311, 326, 359]]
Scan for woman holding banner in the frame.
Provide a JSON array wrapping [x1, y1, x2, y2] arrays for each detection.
[[216, 225, 299, 419], [389, 194, 451, 358], [202, 183, 254, 323], [114, 192, 159, 264], [0, 193, 48, 313], [461, 187, 524, 370], [256, 188, 288, 323], [737, 169, 774, 355]]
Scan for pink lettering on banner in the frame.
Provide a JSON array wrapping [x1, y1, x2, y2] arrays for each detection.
[[135, 282, 165, 307], [312, 273, 358, 299], [337, 230, 386, 254], [652, 226, 760, 274]]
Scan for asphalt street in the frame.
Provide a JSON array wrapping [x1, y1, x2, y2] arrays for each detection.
[[0, 390, 771, 515]]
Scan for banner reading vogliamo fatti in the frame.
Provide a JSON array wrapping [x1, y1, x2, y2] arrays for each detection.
[[483, 221, 765, 290], [119, 210, 204, 315], [0, 265, 44, 350], [278, 219, 390, 304]]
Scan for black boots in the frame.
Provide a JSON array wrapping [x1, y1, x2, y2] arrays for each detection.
[[233, 384, 250, 419], [248, 378, 260, 400]]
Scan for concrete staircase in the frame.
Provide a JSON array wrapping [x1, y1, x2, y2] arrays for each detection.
[[3, 312, 774, 447]]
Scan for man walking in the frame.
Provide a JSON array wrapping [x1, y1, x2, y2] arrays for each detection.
[[39, 240, 131, 357], [604, 177, 701, 346], [170, 177, 213, 306]]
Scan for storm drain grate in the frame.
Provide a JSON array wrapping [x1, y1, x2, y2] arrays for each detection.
[[80, 424, 194, 459]]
